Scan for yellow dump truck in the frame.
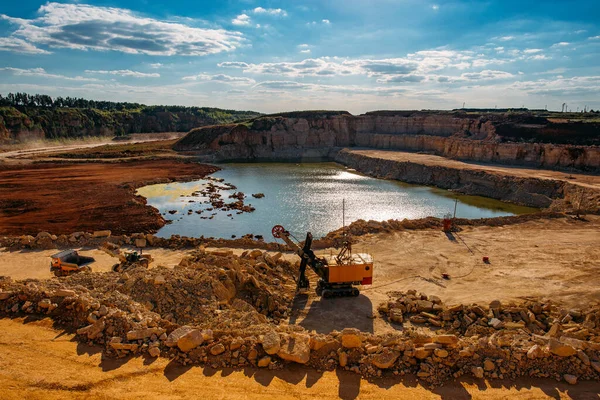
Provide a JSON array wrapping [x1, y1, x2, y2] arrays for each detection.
[[50, 250, 95, 277]]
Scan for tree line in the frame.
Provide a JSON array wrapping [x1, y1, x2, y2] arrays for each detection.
[[0, 92, 143, 110], [0, 92, 256, 115]]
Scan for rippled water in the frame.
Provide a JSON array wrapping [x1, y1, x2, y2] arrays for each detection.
[[137, 163, 537, 239]]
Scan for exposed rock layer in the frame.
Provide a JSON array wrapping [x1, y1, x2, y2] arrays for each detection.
[[175, 113, 600, 171]]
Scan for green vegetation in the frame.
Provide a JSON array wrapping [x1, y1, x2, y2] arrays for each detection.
[[0, 92, 261, 142]]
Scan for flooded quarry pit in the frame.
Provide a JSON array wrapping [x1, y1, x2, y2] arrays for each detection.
[[137, 162, 536, 239]]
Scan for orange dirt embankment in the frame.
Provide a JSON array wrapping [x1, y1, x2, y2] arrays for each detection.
[[0, 161, 218, 236]]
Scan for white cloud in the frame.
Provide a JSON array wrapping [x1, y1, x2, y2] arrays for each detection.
[[149, 63, 163, 69], [529, 54, 551, 60], [252, 7, 287, 17], [0, 2, 243, 56], [232, 14, 252, 26], [182, 73, 255, 85], [0, 67, 98, 81], [523, 49, 542, 54], [511, 76, 600, 97], [85, 70, 160, 78], [0, 37, 50, 54], [298, 43, 311, 54], [432, 5, 439, 11], [307, 20, 331, 26], [552, 42, 570, 47], [219, 51, 513, 80], [460, 70, 514, 80], [498, 36, 515, 41], [217, 61, 250, 69], [589, 35, 600, 40]]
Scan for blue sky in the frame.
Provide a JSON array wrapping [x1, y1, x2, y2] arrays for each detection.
[[0, 1, 599, 113]]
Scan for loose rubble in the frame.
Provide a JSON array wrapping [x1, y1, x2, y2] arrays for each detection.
[[1, 255, 599, 387]]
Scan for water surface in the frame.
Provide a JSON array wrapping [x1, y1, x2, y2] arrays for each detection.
[[137, 163, 536, 239]]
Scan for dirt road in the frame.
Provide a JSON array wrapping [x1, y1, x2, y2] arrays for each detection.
[[2, 317, 597, 400], [0, 161, 218, 235]]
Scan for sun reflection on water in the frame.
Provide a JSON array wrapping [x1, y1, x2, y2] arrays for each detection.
[[137, 163, 537, 239]]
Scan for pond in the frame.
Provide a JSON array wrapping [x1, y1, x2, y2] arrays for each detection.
[[137, 162, 537, 240]]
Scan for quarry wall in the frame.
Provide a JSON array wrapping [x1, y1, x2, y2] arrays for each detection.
[[175, 114, 600, 171]]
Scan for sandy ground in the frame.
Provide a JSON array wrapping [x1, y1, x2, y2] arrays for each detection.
[[2, 317, 598, 400], [0, 133, 186, 164], [0, 246, 195, 280], [347, 149, 600, 190]]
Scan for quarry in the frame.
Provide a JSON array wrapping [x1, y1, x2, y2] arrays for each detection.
[[1, 109, 599, 398]]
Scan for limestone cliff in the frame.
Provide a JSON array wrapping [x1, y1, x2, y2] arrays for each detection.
[[175, 112, 600, 171]]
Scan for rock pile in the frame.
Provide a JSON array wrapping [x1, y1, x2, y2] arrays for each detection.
[[0, 230, 286, 252], [0, 268, 599, 387]]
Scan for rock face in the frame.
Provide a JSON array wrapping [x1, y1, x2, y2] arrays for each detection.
[[334, 149, 600, 210], [174, 112, 600, 172]]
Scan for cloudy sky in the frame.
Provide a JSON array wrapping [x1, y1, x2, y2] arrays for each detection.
[[0, 1, 599, 113]]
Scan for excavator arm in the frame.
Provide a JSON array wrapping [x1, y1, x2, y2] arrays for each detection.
[[272, 225, 328, 291]]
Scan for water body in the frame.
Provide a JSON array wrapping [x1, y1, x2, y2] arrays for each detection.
[[137, 163, 537, 240]]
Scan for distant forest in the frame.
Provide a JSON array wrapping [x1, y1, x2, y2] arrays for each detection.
[[0, 92, 257, 115], [0, 92, 261, 140]]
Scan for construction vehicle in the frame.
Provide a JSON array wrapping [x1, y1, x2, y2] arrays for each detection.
[[50, 250, 95, 277], [272, 225, 373, 298], [100, 242, 153, 272]]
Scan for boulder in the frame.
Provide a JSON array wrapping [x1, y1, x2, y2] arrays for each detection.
[[110, 343, 138, 351], [341, 328, 362, 348], [262, 331, 281, 355], [177, 329, 204, 352], [433, 335, 459, 345], [127, 328, 165, 341], [414, 348, 431, 359], [77, 319, 105, 340], [166, 326, 194, 347], [277, 333, 311, 364], [548, 338, 576, 357], [338, 351, 348, 367], [135, 238, 147, 248], [210, 344, 226, 356], [148, 346, 161, 358], [230, 337, 244, 351], [371, 348, 400, 369], [258, 356, 271, 367], [54, 289, 76, 297], [93, 230, 111, 238], [563, 374, 577, 385], [416, 300, 434, 312], [483, 359, 495, 371], [527, 344, 543, 359], [0, 292, 13, 300], [434, 349, 449, 358], [472, 366, 484, 379]]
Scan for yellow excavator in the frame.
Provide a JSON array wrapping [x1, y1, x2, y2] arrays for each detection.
[[272, 225, 373, 297], [100, 242, 153, 272]]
